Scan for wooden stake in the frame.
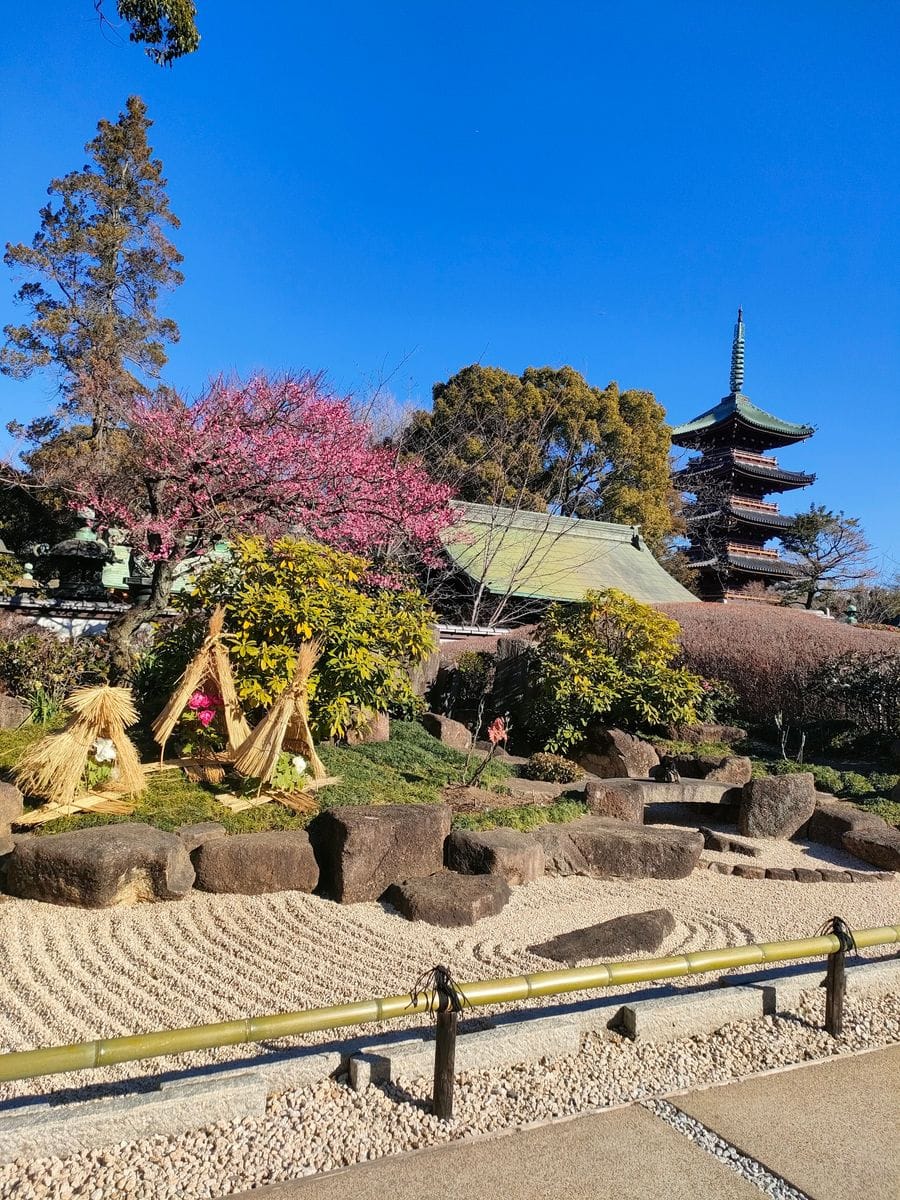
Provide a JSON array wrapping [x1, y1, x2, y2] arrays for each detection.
[[825, 946, 846, 1037], [432, 1009, 458, 1121]]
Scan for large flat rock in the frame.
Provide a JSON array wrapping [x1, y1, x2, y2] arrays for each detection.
[[193, 831, 319, 894], [383, 870, 510, 926], [534, 824, 591, 876], [2, 823, 195, 907], [529, 908, 676, 963], [445, 828, 544, 884], [308, 803, 451, 903], [546, 817, 703, 880], [807, 797, 886, 849], [842, 827, 900, 872]]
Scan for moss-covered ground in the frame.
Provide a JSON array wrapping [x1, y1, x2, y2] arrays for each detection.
[[0, 719, 529, 836]]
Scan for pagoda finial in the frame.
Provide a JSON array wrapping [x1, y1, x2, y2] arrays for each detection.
[[729, 306, 745, 393]]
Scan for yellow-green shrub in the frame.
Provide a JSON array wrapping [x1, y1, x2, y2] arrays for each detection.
[[531, 588, 703, 751], [183, 536, 436, 739]]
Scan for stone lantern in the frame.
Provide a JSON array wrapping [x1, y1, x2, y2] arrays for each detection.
[[44, 508, 114, 601]]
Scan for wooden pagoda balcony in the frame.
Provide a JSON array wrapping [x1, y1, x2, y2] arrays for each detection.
[[726, 541, 781, 560], [731, 496, 780, 514]]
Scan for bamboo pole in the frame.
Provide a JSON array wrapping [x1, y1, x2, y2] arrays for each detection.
[[0, 924, 896, 1086]]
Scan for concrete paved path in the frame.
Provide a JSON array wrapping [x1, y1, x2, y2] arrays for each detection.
[[229, 1047, 900, 1200], [230, 1104, 760, 1200], [675, 1044, 900, 1200]]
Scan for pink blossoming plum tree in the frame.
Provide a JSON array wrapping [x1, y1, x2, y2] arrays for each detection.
[[74, 373, 453, 674]]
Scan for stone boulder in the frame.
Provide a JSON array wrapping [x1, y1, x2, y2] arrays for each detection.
[[739, 774, 816, 839], [842, 827, 900, 872], [528, 908, 676, 963], [344, 710, 390, 746], [445, 828, 544, 884], [175, 821, 227, 853], [3, 823, 195, 907], [383, 871, 510, 926], [0, 781, 24, 830], [674, 755, 752, 786], [193, 831, 319, 894], [669, 723, 747, 747], [0, 694, 29, 731], [577, 728, 659, 779], [308, 803, 451, 903], [584, 779, 644, 823], [807, 797, 884, 850], [534, 825, 591, 876], [421, 712, 472, 751], [699, 827, 762, 858], [562, 817, 703, 880]]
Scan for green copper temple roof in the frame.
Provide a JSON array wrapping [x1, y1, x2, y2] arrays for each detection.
[[442, 502, 698, 606], [671, 391, 814, 442]]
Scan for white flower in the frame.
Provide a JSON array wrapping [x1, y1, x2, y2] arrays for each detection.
[[91, 738, 117, 764], [291, 755, 307, 776]]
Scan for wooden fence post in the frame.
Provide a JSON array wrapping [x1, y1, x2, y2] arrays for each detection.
[[432, 1007, 458, 1121], [824, 916, 854, 1038]]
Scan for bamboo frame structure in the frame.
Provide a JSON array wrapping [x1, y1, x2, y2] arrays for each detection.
[[0, 923, 896, 1085], [151, 606, 251, 760], [232, 641, 327, 785]]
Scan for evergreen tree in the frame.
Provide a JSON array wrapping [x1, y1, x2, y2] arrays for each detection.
[[402, 363, 677, 548], [2, 95, 183, 439]]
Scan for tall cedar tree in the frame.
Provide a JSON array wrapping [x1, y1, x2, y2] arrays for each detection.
[[2, 96, 183, 443], [402, 364, 678, 549], [781, 504, 876, 610]]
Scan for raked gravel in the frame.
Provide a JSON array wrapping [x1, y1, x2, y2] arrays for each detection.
[[1, 989, 897, 1199], [0, 867, 896, 1104]]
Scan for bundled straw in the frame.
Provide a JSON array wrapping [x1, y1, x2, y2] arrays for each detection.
[[152, 606, 251, 760], [15, 685, 146, 806], [233, 641, 327, 785]]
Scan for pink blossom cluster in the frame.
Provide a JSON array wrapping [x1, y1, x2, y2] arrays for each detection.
[[81, 374, 454, 571], [187, 689, 222, 728]]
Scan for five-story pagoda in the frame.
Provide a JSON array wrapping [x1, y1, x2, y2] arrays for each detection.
[[671, 310, 815, 601]]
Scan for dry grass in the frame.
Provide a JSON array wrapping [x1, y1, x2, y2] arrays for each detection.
[[14, 685, 146, 805], [233, 641, 327, 784], [662, 602, 900, 725]]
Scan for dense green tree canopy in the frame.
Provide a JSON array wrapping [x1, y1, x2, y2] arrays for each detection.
[[2, 95, 183, 437], [402, 363, 677, 547], [105, 2, 200, 65]]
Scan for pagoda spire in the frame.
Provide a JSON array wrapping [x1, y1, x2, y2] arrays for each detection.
[[729, 306, 745, 393]]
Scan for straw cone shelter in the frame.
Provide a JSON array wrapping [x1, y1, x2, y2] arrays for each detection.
[[233, 641, 327, 786], [15, 686, 146, 806], [152, 606, 251, 760]]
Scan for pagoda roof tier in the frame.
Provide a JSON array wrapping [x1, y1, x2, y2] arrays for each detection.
[[676, 452, 815, 493], [725, 502, 796, 530], [688, 551, 802, 579], [671, 391, 815, 450]]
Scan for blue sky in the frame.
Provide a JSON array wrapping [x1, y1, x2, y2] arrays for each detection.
[[1, 3, 898, 571]]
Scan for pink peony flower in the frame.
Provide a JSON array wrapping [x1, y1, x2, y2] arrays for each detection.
[[196, 708, 217, 727], [188, 691, 221, 711]]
